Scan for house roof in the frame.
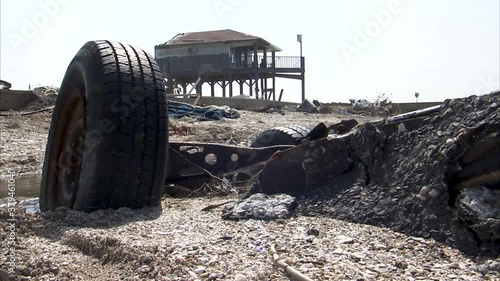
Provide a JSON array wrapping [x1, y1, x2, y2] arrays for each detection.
[[156, 29, 281, 52]]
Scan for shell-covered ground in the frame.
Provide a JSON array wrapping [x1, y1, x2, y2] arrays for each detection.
[[1, 101, 499, 280]]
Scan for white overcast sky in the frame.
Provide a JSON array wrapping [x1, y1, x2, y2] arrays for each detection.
[[1, 0, 499, 103]]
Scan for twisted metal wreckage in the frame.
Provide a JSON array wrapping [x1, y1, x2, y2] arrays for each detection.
[[38, 41, 499, 257], [165, 105, 444, 193]]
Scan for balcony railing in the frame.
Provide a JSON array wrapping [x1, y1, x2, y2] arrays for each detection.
[[230, 55, 302, 69], [270, 56, 302, 69]]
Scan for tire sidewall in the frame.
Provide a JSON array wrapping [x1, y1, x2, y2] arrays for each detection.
[[41, 44, 109, 211], [41, 41, 169, 212]]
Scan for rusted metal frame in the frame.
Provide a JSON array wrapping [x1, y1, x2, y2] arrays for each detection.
[[166, 142, 294, 182]]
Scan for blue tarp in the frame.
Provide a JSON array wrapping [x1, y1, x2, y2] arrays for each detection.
[[168, 101, 240, 121]]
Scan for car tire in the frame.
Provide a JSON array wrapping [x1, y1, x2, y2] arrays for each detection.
[[250, 125, 312, 148], [40, 40, 169, 212]]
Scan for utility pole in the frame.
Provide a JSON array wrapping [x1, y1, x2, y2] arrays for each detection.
[[297, 34, 305, 101], [297, 34, 303, 59]]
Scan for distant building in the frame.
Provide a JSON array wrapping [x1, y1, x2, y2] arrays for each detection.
[[155, 29, 305, 100]]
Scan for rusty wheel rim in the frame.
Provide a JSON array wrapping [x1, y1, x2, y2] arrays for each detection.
[[47, 87, 85, 209]]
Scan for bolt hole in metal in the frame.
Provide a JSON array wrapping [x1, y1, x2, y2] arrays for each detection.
[[205, 153, 218, 165], [231, 154, 239, 162]]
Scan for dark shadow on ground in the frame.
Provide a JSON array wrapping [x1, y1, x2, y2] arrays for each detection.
[[0, 203, 163, 243]]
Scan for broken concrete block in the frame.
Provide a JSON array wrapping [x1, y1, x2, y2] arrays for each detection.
[[222, 193, 297, 220], [312, 99, 323, 109], [297, 99, 318, 113]]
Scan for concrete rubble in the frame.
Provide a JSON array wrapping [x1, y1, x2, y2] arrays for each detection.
[[349, 94, 394, 115], [222, 193, 296, 220], [22, 85, 59, 111], [297, 99, 321, 113]]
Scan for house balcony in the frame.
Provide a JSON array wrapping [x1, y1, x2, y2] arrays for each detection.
[[157, 54, 304, 83], [230, 55, 303, 71]]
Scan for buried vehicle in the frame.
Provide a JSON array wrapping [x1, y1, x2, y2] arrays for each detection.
[[40, 41, 499, 255]]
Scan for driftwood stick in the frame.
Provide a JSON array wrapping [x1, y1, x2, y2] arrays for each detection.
[[0, 106, 55, 116], [269, 244, 314, 281], [201, 200, 236, 211]]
